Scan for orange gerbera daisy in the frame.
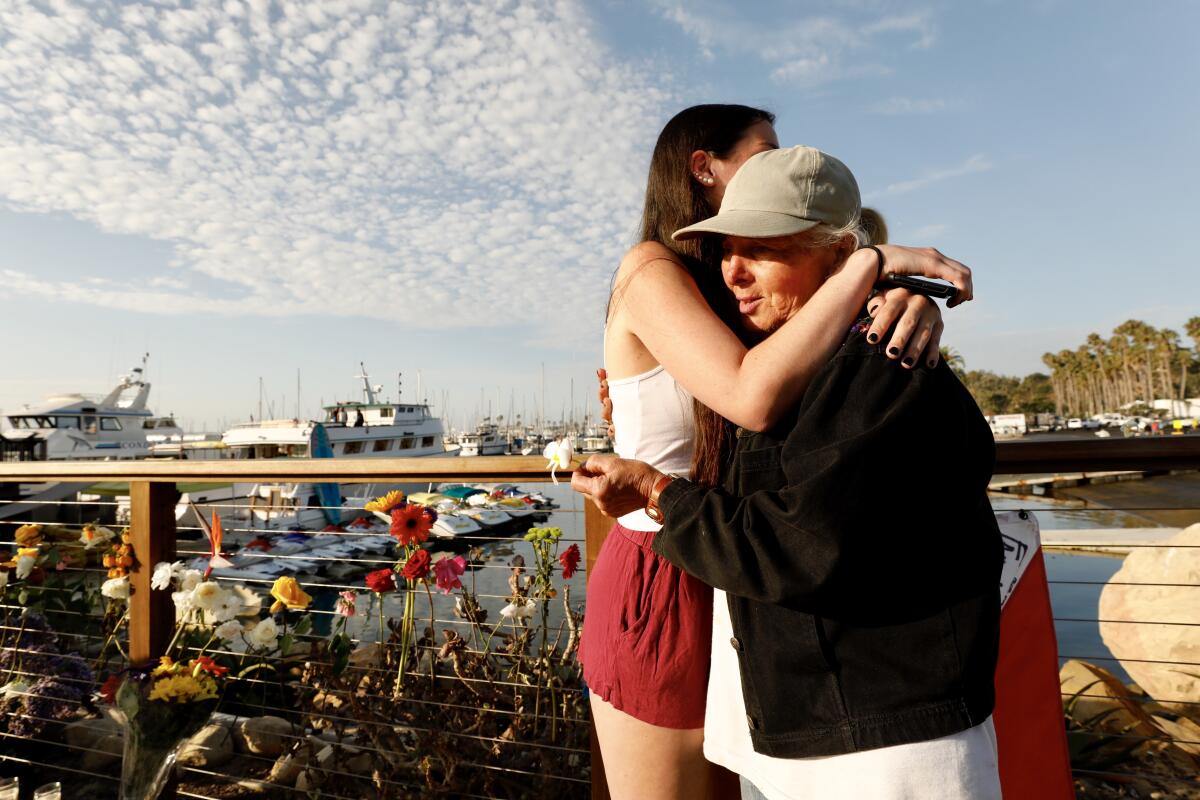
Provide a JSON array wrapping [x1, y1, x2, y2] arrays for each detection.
[[390, 504, 433, 545]]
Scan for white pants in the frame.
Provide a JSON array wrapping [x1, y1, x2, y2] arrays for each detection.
[[732, 718, 1002, 800]]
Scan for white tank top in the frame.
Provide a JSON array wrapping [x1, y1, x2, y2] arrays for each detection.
[[607, 364, 695, 531]]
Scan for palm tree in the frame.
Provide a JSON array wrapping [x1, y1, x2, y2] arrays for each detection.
[[939, 346, 966, 378]]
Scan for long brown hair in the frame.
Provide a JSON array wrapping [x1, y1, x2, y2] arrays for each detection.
[[636, 104, 775, 487]]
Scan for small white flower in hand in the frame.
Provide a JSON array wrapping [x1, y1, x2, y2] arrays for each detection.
[[543, 437, 574, 485]]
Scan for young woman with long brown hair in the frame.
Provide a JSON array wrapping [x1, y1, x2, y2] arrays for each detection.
[[579, 105, 972, 800]]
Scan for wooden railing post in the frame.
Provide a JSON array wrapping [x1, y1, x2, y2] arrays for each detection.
[[584, 499, 614, 800], [128, 481, 177, 666]]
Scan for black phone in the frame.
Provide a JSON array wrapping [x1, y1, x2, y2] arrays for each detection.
[[877, 273, 958, 301]]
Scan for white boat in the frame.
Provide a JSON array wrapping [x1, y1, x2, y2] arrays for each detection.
[[405, 493, 483, 538], [191, 365, 459, 531], [1, 357, 182, 460], [455, 421, 508, 456], [458, 505, 513, 528]]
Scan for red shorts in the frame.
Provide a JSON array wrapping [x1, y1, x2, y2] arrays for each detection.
[[580, 522, 712, 729]]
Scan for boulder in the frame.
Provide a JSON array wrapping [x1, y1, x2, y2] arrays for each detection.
[[64, 716, 124, 769], [234, 715, 294, 757], [177, 722, 234, 768], [1099, 523, 1200, 715]]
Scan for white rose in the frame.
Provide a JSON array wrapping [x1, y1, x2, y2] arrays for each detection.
[[214, 620, 244, 641], [190, 580, 226, 612], [14, 557, 34, 581], [179, 570, 203, 592], [101, 577, 130, 600], [246, 618, 278, 650], [500, 599, 536, 621], [150, 561, 179, 591]]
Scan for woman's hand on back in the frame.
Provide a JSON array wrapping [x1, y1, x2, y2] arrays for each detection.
[[866, 289, 944, 370], [875, 245, 973, 307]]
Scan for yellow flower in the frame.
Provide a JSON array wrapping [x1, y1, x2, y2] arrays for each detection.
[[152, 656, 179, 676], [365, 490, 406, 514], [14, 525, 42, 547], [269, 576, 312, 614], [148, 673, 218, 703]]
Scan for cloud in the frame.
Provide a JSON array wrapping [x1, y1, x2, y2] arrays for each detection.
[[863, 154, 993, 200], [866, 96, 948, 115], [650, 1, 936, 87], [0, 0, 672, 332], [911, 223, 948, 238]]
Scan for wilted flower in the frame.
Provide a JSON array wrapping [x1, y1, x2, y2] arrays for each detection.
[[365, 568, 396, 594], [434, 555, 467, 595], [14, 525, 42, 547], [334, 591, 357, 618], [500, 598, 536, 621], [559, 544, 581, 579], [100, 576, 129, 600], [401, 548, 431, 581], [246, 618, 279, 650], [390, 504, 433, 546], [269, 576, 312, 614]]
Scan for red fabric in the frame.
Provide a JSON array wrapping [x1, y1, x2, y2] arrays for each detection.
[[993, 549, 1074, 800], [580, 522, 712, 729]]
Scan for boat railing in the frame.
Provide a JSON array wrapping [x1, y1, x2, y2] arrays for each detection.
[[0, 437, 1197, 797]]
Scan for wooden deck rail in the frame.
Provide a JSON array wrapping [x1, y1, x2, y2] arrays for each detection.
[[1, 438, 1197, 798]]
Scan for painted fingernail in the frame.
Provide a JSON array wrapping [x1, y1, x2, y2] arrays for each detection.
[[888, 347, 899, 356], [867, 333, 879, 344], [902, 356, 914, 367]]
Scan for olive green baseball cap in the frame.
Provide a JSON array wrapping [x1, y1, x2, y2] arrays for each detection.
[[673, 145, 861, 241]]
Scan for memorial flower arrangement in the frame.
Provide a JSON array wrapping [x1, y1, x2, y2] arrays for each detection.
[[293, 492, 587, 797]]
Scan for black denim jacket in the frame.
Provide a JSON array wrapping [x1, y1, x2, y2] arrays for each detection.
[[652, 327, 1003, 758]]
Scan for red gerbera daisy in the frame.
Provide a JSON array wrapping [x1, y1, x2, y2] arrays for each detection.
[[559, 544, 581, 579], [390, 504, 433, 545]]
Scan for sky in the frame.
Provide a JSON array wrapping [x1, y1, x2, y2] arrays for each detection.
[[0, 0, 1197, 431]]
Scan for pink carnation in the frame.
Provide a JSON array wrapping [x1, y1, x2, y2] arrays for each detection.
[[433, 555, 467, 595]]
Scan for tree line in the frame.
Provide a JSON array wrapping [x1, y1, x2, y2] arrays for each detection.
[[945, 317, 1200, 417]]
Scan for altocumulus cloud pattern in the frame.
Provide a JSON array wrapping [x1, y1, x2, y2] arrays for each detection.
[[0, 0, 668, 327]]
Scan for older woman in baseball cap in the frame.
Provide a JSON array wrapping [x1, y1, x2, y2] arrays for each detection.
[[575, 145, 1003, 799]]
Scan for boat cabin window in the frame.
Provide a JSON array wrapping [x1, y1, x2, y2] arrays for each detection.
[[399, 437, 415, 450], [343, 441, 364, 455], [421, 436, 435, 448], [142, 419, 157, 429], [100, 417, 122, 431], [380, 407, 393, 418], [372, 439, 393, 452], [56, 416, 80, 429]]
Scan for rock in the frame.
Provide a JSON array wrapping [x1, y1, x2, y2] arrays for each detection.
[[267, 751, 306, 787], [234, 715, 294, 757], [1099, 523, 1200, 714], [177, 722, 234, 768], [64, 717, 124, 769]]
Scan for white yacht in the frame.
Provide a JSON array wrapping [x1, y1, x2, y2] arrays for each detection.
[[455, 420, 508, 456], [213, 366, 459, 530], [1, 358, 182, 461]]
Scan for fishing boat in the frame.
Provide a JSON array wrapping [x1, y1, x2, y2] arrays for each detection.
[[455, 421, 508, 456]]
